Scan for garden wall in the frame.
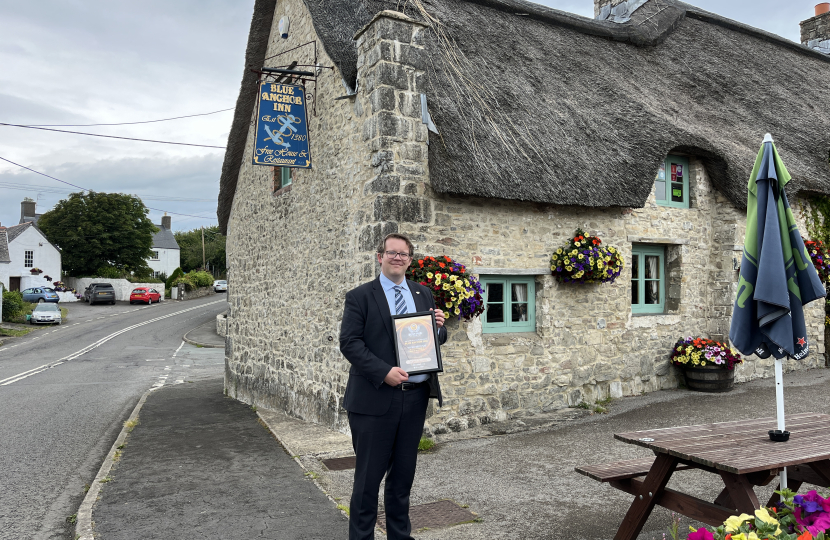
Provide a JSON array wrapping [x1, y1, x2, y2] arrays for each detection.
[[63, 278, 165, 302], [176, 285, 215, 301]]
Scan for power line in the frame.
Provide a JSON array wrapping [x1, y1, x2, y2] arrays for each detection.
[[0, 123, 226, 149], [20, 107, 234, 128], [0, 181, 214, 202], [0, 155, 217, 221]]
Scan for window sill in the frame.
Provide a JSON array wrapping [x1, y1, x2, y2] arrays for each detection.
[[473, 267, 548, 275], [273, 184, 293, 197], [627, 236, 689, 245]]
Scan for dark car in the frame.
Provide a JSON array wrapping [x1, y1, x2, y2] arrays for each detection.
[[84, 283, 116, 305], [21, 287, 60, 303]]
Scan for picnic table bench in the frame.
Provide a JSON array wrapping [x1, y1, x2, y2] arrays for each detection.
[[576, 413, 830, 540]]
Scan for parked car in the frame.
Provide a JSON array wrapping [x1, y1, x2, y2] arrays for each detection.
[[30, 302, 61, 325], [130, 287, 161, 304], [21, 287, 60, 303], [213, 280, 227, 292], [84, 283, 116, 305]]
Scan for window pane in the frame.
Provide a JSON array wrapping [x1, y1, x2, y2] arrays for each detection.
[[671, 182, 684, 203], [631, 254, 639, 278], [645, 256, 660, 279], [654, 180, 666, 201], [487, 282, 503, 303], [645, 280, 660, 304], [631, 281, 639, 304], [511, 283, 527, 303], [487, 303, 504, 323], [512, 303, 528, 322]]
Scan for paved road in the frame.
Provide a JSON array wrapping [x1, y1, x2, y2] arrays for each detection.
[[0, 295, 228, 540]]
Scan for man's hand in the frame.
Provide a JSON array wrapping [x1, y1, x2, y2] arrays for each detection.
[[384, 367, 409, 386], [431, 308, 445, 327]]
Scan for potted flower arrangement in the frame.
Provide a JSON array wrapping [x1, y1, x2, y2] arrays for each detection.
[[550, 228, 624, 284], [679, 488, 830, 539], [670, 337, 743, 392], [406, 255, 484, 321], [804, 237, 830, 284], [29, 267, 43, 275]]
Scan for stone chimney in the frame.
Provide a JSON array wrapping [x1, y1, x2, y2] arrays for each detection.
[[801, 3, 830, 53], [20, 198, 36, 222], [161, 214, 172, 230], [595, 0, 628, 19]]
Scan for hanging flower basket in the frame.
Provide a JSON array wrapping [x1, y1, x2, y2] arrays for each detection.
[[804, 237, 830, 284], [550, 228, 624, 284], [406, 255, 484, 321], [29, 267, 43, 275]]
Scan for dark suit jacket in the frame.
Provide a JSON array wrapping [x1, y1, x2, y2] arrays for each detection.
[[340, 277, 447, 416]]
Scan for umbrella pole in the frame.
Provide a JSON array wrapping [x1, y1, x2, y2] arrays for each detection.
[[775, 357, 788, 490]]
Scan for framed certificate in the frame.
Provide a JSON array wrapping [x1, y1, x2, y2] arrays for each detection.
[[391, 311, 443, 375]]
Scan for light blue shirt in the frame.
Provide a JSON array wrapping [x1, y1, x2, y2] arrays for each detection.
[[379, 273, 428, 383]]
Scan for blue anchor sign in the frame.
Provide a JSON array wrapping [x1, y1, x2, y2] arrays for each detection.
[[253, 82, 311, 168]]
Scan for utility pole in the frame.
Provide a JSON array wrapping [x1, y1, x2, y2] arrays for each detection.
[[201, 226, 206, 270]]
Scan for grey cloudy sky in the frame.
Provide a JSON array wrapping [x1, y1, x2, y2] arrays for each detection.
[[0, 0, 820, 232]]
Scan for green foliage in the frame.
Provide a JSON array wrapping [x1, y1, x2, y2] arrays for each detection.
[[418, 438, 435, 452], [166, 267, 184, 289], [37, 191, 157, 276], [805, 194, 830, 245], [95, 266, 121, 279], [2, 291, 25, 322], [172, 270, 214, 291], [173, 226, 226, 274]]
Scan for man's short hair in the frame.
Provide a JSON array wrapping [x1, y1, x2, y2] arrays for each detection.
[[376, 233, 414, 256]]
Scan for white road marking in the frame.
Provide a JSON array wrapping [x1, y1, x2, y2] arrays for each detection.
[[0, 300, 225, 386], [172, 341, 185, 357]]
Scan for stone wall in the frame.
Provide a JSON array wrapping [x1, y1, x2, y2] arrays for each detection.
[[217, 311, 228, 338], [177, 285, 215, 301], [224, 7, 827, 436]]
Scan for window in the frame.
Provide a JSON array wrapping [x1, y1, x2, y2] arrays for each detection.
[[480, 276, 535, 333], [655, 155, 689, 208], [274, 167, 292, 191], [631, 245, 665, 314], [150, 250, 159, 260], [24, 250, 33, 268]]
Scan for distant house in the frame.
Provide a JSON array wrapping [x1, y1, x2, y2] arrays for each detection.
[[0, 214, 62, 292], [147, 214, 180, 278], [218, 0, 830, 433], [19, 197, 43, 226]]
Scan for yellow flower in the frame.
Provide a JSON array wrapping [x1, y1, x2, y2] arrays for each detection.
[[565, 266, 573, 272], [442, 283, 450, 290], [464, 279, 469, 286], [450, 275, 457, 281], [605, 256, 611, 262], [446, 302, 453, 308], [754, 508, 781, 534], [575, 242, 581, 247], [454, 308, 460, 315], [556, 248, 563, 254], [427, 272, 433, 279], [724, 513, 754, 533], [578, 254, 584, 260]]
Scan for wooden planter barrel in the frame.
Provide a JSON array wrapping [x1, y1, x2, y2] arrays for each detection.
[[682, 366, 735, 393]]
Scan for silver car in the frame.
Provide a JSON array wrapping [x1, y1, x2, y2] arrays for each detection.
[[30, 303, 62, 325], [213, 280, 228, 292]]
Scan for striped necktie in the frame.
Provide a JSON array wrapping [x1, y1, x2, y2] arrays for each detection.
[[393, 285, 407, 315]]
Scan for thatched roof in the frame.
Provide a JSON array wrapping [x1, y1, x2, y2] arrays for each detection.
[[218, 0, 830, 232]]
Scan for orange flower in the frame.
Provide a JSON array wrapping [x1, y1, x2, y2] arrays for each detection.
[[438, 263, 446, 268], [725, 535, 731, 540], [797, 531, 813, 540]]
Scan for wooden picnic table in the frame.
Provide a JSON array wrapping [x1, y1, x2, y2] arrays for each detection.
[[576, 412, 830, 540]]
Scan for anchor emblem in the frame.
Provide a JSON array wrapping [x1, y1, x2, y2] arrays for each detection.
[[263, 114, 302, 149]]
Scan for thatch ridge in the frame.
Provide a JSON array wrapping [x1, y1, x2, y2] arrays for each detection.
[[217, 0, 277, 234]]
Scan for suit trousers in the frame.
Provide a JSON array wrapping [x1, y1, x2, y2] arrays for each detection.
[[348, 384, 429, 540]]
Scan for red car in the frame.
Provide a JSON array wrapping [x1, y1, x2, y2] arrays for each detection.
[[129, 287, 162, 304]]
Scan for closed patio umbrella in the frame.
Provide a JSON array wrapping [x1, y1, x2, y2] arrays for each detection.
[[729, 134, 826, 488]]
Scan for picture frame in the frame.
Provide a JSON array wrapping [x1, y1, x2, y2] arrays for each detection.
[[391, 310, 443, 375]]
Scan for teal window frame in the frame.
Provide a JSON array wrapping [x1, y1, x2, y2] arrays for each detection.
[[655, 155, 689, 209], [631, 245, 666, 314], [275, 167, 292, 190], [480, 276, 536, 333]]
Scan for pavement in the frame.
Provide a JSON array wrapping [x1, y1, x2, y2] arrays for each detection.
[[183, 319, 225, 348], [85, 324, 830, 540]]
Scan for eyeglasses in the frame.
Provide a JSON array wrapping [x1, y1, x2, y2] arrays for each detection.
[[383, 251, 412, 260]]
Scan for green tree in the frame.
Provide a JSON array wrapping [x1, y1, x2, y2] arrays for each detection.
[[38, 192, 157, 276], [174, 226, 226, 275]]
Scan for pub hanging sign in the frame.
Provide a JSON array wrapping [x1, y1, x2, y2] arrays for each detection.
[[253, 81, 311, 168]]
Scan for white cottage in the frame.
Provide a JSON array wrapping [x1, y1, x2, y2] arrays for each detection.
[[0, 221, 62, 292], [147, 215, 180, 279]]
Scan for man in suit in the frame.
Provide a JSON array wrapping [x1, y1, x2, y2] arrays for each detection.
[[339, 233, 447, 540]]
